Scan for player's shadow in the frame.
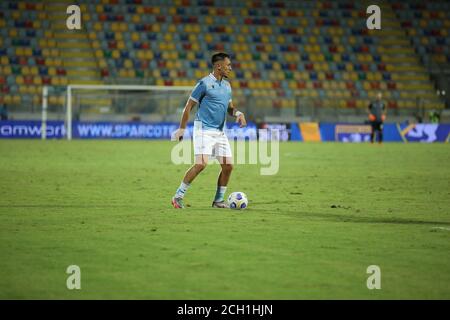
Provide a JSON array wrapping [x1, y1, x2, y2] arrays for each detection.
[[0, 204, 145, 209], [256, 207, 450, 226]]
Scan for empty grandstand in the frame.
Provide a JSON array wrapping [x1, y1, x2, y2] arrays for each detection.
[[0, 0, 448, 123]]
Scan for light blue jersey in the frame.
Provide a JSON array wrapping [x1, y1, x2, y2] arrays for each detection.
[[189, 73, 232, 131]]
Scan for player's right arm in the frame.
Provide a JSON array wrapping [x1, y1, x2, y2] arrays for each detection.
[[173, 80, 206, 141], [173, 98, 197, 141]]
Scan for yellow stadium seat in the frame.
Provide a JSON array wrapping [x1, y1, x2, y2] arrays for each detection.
[[205, 16, 213, 25], [99, 59, 107, 68], [185, 52, 194, 61], [2, 66, 11, 75], [165, 60, 174, 69], [118, 69, 127, 78], [145, 51, 153, 60], [167, 24, 176, 33], [130, 32, 139, 42], [173, 61, 182, 69], [124, 59, 132, 69], [4, 95, 12, 104], [236, 35, 245, 43], [29, 86, 38, 95], [151, 70, 160, 78], [9, 29, 17, 38], [22, 66, 31, 75], [136, 50, 144, 59], [55, 96, 66, 106], [13, 95, 21, 104], [194, 70, 204, 79], [94, 22, 102, 31], [49, 96, 57, 105], [190, 43, 199, 51]]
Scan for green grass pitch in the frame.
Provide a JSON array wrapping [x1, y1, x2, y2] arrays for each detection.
[[0, 140, 449, 299]]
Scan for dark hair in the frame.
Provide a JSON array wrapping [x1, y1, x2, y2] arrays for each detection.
[[211, 52, 230, 65]]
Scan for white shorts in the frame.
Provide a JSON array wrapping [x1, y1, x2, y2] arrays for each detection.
[[193, 121, 232, 159]]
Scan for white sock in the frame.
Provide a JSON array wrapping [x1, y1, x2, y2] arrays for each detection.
[[175, 181, 190, 199], [214, 186, 227, 202]]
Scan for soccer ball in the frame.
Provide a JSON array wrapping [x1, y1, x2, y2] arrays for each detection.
[[227, 192, 248, 210]]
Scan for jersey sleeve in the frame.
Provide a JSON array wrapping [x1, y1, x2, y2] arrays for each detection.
[[189, 80, 206, 104]]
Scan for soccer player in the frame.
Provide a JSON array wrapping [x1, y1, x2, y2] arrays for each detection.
[[368, 92, 387, 143], [171, 52, 247, 209]]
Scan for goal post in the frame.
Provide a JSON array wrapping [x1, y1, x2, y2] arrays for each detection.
[[41, 84, 192, 140]]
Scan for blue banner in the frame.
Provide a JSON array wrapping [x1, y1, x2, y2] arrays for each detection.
[[0, 121, 257, 140], [257, 123, 301, 141], [1, 121, 448, 142], [396, 123, 450, 143], [73, 122, 179, 139], [0, 120, 65, 139], [318, 123, 450, 142]]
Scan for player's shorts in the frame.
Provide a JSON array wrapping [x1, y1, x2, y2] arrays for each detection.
[[370, 121, 383, 131], [193, 121, 232, 159]]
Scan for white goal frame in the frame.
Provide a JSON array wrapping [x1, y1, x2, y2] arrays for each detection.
[[41, 84, 192, 140]]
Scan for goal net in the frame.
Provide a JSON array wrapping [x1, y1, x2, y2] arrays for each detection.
[[42, 84, 192, 140]]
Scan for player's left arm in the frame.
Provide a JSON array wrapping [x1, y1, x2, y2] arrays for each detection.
[[227, 100, 247, 128]]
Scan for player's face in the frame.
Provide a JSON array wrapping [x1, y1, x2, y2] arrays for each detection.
[[221, 58, 232, 78]]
